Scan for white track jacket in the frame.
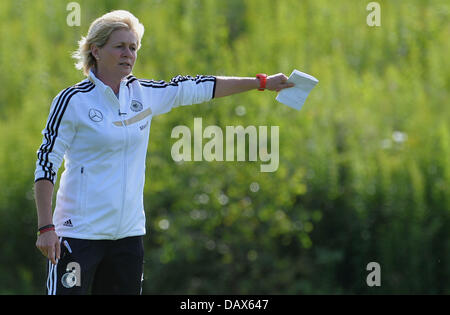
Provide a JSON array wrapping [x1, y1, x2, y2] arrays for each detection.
[[35, 70, 216, 240]]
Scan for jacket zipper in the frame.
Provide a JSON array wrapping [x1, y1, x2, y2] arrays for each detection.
[[116, 118, 128, 238], [110, 85, 128, 239]]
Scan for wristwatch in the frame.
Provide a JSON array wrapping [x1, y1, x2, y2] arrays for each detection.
[[256, 73, 267, 91]]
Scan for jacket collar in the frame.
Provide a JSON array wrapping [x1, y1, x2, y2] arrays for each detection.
[[88, 69, 131, 94]]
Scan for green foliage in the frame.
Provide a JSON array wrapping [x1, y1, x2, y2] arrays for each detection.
[[0, 0, 448, 294]]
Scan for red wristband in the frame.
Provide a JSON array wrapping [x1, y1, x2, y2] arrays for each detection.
[[256, 73, 267, 91], [37, 225, 55, 236]]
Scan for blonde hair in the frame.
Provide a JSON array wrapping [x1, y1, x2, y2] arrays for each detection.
[[72, 10, 145, 76]]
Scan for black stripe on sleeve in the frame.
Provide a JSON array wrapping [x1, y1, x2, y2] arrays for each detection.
[[34, 177, 55, 185], [37, 81, 94, 182], [211, 76, 217, 99], [47, 83, 95, 153], [137, 75, 216, 89], [40, 81, 92, 155]]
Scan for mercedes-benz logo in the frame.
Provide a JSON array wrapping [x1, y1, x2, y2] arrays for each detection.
[[89, 109, 103, 122]]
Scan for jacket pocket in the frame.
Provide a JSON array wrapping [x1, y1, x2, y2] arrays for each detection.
[[78, 166, 88, 219]]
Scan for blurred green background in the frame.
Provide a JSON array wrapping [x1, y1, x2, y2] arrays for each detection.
[[0, 0, 448, 294]]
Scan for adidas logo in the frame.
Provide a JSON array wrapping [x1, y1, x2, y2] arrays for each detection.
[[63, 219, 73, 227]]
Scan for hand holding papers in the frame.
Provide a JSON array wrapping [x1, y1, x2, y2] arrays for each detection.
[[276, 69, 319, 110]]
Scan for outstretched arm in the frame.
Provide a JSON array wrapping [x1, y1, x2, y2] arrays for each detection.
[[214, 73, 294, 98]]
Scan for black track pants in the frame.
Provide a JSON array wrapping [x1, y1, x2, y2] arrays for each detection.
[[46, 236, 144, 295]]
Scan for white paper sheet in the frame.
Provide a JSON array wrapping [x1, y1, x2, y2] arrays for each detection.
[[276, 69, 319, 110]]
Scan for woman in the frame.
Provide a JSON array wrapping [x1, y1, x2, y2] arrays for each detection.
[[34, 10, 293, 295]]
